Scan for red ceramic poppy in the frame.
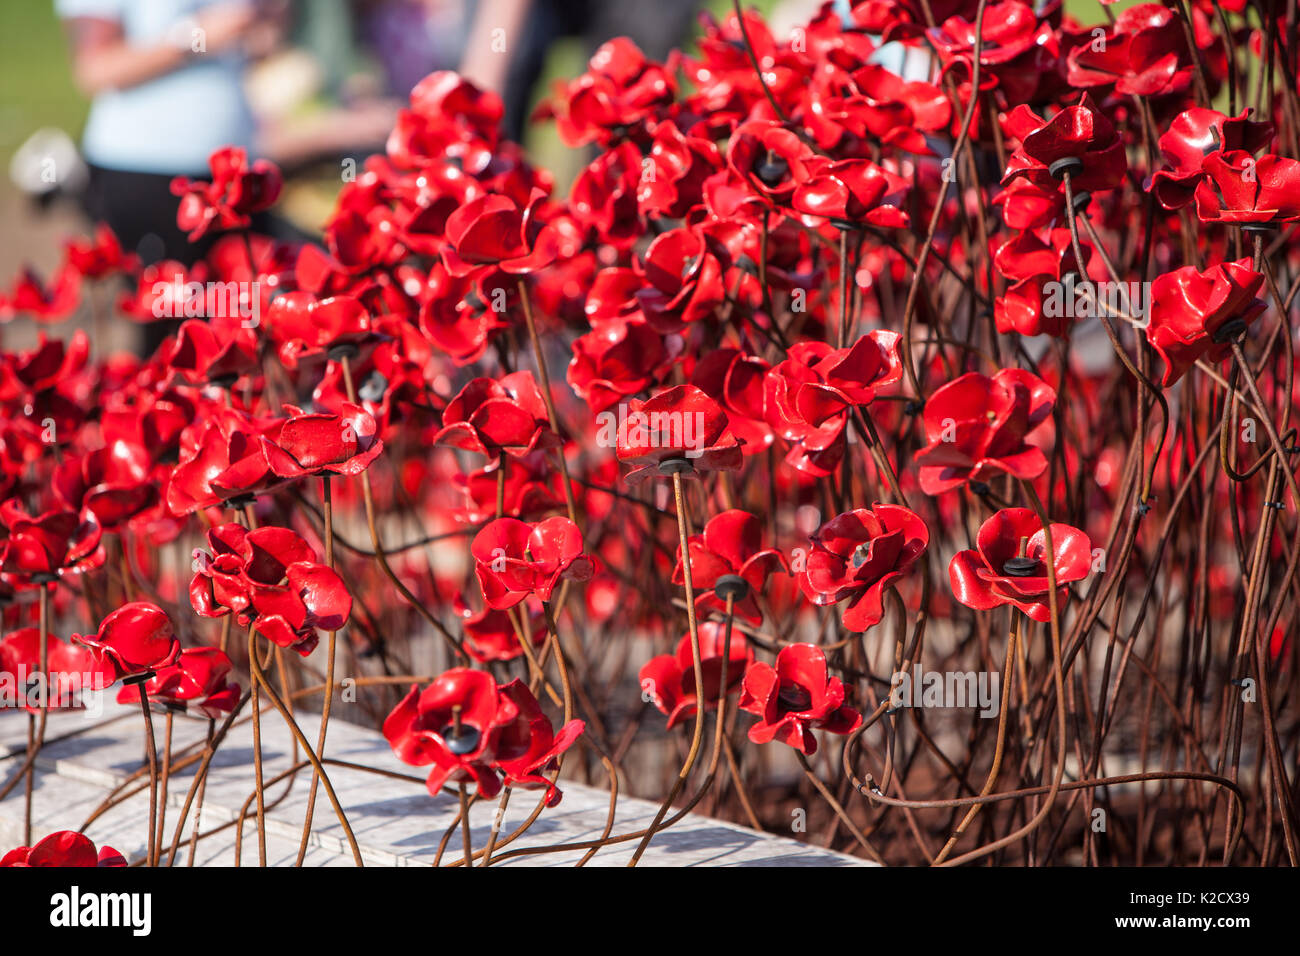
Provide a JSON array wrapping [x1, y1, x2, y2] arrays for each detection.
[[792, 158, 910, 229], [637, 120, 720, 219], [264, 403, 384, 479], [0, 628, 106, 712], [0, 264, 81, 323], [640, 622, 753, 728], [673, 509, 787, 625], [912, 368, 1056, 495], [690, 348, 772, 453], [764, 332, 902, 476], [383, 668, 506, 798], [455, 594, 547, 663], [471, 516, 594, 609], [72, 602, 179, 683], [116, 646, 240, 718], [442, 189, 559, 277], [0, 500, 104, 584], [264, 292, 377, 371], [52, 440, 158, 533], [552, 37, 676, 147], [614, 384, 744, 483], [165, 317, 260, 387], [726, 120, 816, 206], [190, 524, 350, 655], [434, 371, 560, 458], [170, 146, 283, 242], [1, 831, 125, 867], [635, 227, 730, 331], [63, 224, 139, 280], [799, 504, 929, 632], [1001, 95, 1127, 194], [1152, 107, 1273, 210], [567, 317, 677, 414], [949, 508, 1093, 622], [1066, 3, 1195, 97], [738, 643, 862, 754], [1144, 258, 1266, 386], [570, 140, 644, 248], [1194, 151, 1300, 225], [491, 679, 584, 806], [165, 408, 285, 514]]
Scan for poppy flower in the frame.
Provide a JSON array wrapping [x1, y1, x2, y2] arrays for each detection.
[[1066, 4, 1195, 97], [792, 158, 910, 229], [73, 602, 179, 683], [0, 264, 81, 323], [637, 120, 720, 219], [912, 368, 1056, 495], [1, 831, 125, 867], [1001, 95, 1127, 194], [434, 371, 560, 459], [764, 333, 903, 476], [1144, 258, 1266, 386], [799, 505, 929, 632], [690, 348, 772, 452], [455, 450, 561, 524], [264, 403, 384, 479], [491, 679, 584, 806], [116, 646, 240, 718], [640, 622, 752, 728], [1194, 151, 1300, 225], [673, 510, 787, 625], [567, 317, 677, 414], [552, 37, 676, 147], [0, 500, 104, 584], [164, 317, 260, 387], [614, 384, 744, 483], [928, 1, 1052, 104], [471, 516, 594, 610], [264, 292, 377, 371], [170, 146, 283, 242], [949, 508, 1093, 622], [165, 408, 285, 514], [52, 440, 158, 532], [738, 643, 862, 754], [804, 63, 950, 155], [726, 120, 815, 205], [1152, 107, 1273, 210], [442, 188, 558, 277], [0, 628, 106, 712], [115, 259, 207, 323], [992, 228, 1099, 338], [570, 141, 644, 248], [635, 227, 730, 331], [455, 594, 547, 663], [63, 224, 139, 280], [190, 524, 350, 655], [417, 263, 509, 366]]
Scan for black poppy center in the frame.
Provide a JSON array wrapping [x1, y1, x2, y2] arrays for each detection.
[[778, 682, 812, 711], [851, 543, 871, 568], [1002, 556, 1040, 577], [439, 724, 482, 755], [755, 154, 789, 187]]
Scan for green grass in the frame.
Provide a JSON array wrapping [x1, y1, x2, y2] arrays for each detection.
[[0, 2, 86, 159]]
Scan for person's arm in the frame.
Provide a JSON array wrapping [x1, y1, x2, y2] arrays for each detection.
[[458, 0, 532, 94], [63, 2, 257, 97]]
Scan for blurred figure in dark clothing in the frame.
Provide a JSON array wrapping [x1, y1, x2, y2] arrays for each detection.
[[459, 0, 699, 142]]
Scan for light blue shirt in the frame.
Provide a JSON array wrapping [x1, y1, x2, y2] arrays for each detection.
[[56, 0, 256, 174]]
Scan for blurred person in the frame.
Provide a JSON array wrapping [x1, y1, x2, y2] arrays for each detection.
[[459, 0, 699, 142], [57, 0, 283, 266]]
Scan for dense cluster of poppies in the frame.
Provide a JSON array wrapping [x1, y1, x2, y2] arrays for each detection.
[[1, 0, 1297, 866]]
